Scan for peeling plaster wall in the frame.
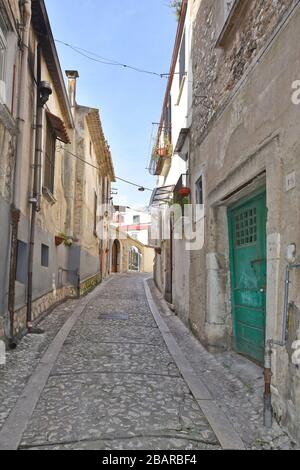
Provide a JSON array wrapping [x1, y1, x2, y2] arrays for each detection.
[[0, 0, 21, 336]]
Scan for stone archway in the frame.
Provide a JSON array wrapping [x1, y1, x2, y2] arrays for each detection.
[[128, 246, 142, 272]]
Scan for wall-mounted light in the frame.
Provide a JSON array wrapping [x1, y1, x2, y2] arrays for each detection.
[[39, 81, 53, 106]]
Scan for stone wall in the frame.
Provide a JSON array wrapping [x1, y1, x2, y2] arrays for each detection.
[[2, 272, 102, 341], [189, 0, 300, 442], [192, 0, 295, 147], [12, 285, 77, 338]]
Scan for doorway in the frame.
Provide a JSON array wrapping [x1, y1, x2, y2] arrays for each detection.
[[228, 190, 267, 364], [112, 240, 120, 273]]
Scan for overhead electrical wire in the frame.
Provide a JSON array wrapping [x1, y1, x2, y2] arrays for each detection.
[[57, 145, 153, 192], [54, 39, 171, 78]]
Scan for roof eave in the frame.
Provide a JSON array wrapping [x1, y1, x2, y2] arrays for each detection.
[[31, 0, 74, 129]]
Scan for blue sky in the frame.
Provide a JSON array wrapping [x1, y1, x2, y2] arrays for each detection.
[[45, 0, 177, 208]]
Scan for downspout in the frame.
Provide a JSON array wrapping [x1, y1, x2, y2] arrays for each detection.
[[8, 0, 32, 346], [264, 263, 300, 428], [26, 46, 52, 331]]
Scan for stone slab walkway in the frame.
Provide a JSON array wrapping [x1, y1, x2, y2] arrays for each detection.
[[147, 279, 298, 451], [0, 274, 222, 450]]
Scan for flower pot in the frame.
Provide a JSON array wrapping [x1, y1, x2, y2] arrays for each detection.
[[178, 187, 191, 197], [55, 236, 64, 247], [158, 147, 167, 157]]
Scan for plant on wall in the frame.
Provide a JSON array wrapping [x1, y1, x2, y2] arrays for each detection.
[[163, 135, 173, 157], [169, 0, 182, 21], [57, 232, 72, 247]]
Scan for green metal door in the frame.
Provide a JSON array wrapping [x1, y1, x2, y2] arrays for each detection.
[[228, 191, 267, 364]]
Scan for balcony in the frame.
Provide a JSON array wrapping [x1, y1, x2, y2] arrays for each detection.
[[148, 138, 173, 177]]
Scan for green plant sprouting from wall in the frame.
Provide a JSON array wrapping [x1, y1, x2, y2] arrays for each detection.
[[58, 232, 72, 247], [170, 0, 183, 21]]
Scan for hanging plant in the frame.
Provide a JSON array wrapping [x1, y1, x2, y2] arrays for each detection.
[[178, 187, 191, 197]]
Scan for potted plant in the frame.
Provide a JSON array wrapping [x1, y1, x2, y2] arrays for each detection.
[[55, 235, 64, 247], [178, 187, 191, 198], [56, 232, 72, 247], [158, 147, 167, 157]]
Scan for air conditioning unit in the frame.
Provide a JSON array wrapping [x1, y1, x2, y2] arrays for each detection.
[[0, 80, 6, 104]]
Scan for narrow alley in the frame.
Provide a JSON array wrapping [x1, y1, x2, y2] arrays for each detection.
[[0, 274, 219, 450], [0, 274, 295, 450]]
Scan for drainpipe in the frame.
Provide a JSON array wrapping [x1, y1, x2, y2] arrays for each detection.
[[64, 71, 78, 236], [26, 48, 52, 331], [263, 340, 273, 428], [7, 0, 32, 346], [264, 262, 300, 428]]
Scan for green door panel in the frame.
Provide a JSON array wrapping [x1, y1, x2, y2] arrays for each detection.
[[228, 191, 267, 365]]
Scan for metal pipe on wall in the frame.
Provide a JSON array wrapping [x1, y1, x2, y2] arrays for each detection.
[[264, 262, 300, 427], [26, 47, 52, 331]]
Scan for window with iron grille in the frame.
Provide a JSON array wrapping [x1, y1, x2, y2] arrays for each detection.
[[44, 119, 57, 194], [235, 207, 257, 247], [133, 215, 140, 225]]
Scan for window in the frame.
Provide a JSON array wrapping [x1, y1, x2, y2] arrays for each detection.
[[133, 215, 140, 225], [195, 176, 203, 205], [235, 208, 257, 247], [94, 191, 98, 235], [0, 9, 8, 104], [224, 0, 234, 20], [164, 94, 172, 141], [179, 31, 186, 88], [216, 0, 244, 48], [44, 119, 57, 194], [41, 244, 49, 268], [16, 241, 28, 284], [101, 178, 108, 204]]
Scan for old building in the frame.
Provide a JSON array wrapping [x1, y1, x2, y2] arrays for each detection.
[[111, 208, 154, 274], [150, 0, 195, 309], [188, 0, 300, 442], [150, 0, 300, 443], [66, 70, 116, 291], [0, 0, 115, 344], [114, 206, 152, 245]]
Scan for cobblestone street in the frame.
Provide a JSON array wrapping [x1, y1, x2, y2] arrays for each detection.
[[0, 275, 221, 450], [0, 274, 297, 451]]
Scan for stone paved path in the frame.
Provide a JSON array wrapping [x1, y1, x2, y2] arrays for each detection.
[[0, 274, 221, 450], [147, 279, 297, 451]]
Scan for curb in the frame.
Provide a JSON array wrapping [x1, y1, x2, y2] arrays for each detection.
[[143, 278, 245, 450]]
